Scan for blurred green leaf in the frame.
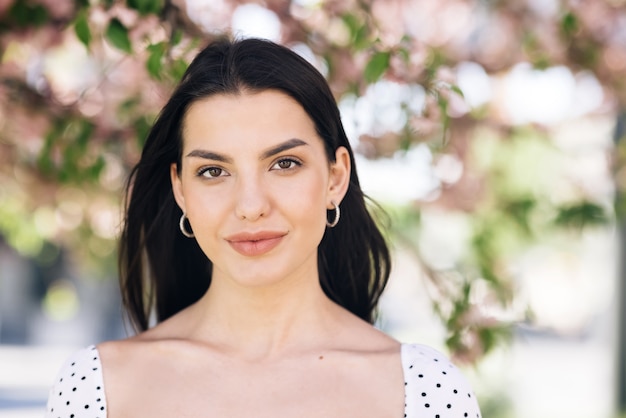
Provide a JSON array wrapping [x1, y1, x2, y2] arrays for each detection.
[[60, 120, 94, 183], [561, 11, 579, 38], [127, 0, 164, 15], [503, 197, 536, 235], [342, 13, 370, 50], [532, 55, 551, 70], [614, 192, 626, 221], [105, 18, 132, 53], [88, 155, 106, 181], [146, 42, 166, 79], [523, 32, 552, 69], [450, 84, 464, 98], [172, 29, 183, 46], [424, 48, 445, 83], [169, 58, 189, 81], [36, 119, 103, 184], [37, 120, 64, 176], [76, 119, 94, 149], [479, 261, 500, 286], [74, 10, 92, 48], [134, 116, 153, 148], [471, 222, 505, 286], [0, 198, 45, 257], [398, 46, 410, 63], [478, 324, 512, 354], [364, 51, 390, 83], [554, 201, 609, 229], [9, 1, 48, 27]]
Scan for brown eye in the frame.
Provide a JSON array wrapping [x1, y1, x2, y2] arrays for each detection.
[[278, 160, 293, 169], [207, 167, 222, 177], [199, 166, 226, 178], [271, 158, 301, 171]]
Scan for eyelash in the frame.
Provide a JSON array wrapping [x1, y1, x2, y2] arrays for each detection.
[[195, 157, 303, 179], [197, 166, 227, 178], [271, 157, 302, 171]]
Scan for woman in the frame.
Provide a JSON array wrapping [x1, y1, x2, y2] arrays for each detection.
[[46, 37, 481, 418]]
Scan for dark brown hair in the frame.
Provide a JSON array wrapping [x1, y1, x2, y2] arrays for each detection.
[[119, 37, 391, 331]]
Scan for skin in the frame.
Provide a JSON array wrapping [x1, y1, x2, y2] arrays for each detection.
[[98, 90, 404, 417]]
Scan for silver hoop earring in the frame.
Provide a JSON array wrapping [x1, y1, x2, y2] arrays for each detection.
[[326, 201, 340, 228], [179, 213, 195, 238]]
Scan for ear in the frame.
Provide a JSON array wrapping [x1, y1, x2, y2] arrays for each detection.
[[327, 146, 351, 208], [170, 163, 186, 213]]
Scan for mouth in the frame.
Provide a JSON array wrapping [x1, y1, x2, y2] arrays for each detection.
[[225, 231, 287, 257]]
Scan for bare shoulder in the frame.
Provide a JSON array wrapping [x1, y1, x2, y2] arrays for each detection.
[[330, 306, 400, 354], [96, 329, 184, 372], [96, 338, 150, 391], [96, 338, 146, 367], [96, 334, 193, 417], [96, 302, 197, 361]]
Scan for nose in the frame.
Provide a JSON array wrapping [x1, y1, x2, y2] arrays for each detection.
[[233, 173, 270, 222]]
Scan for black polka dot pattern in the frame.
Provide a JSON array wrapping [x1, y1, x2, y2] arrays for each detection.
[[45, 346, 107, 418], [402, 344, 482, 417]]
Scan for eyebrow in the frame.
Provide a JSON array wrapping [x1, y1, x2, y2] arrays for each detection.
[[260, 138, 308, 160], [185, 138, 309, 162]]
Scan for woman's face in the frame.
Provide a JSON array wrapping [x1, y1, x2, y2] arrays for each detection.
[[171, 90, 350, 289]]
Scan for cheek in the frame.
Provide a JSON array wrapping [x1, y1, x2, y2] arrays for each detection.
[[183, 192, 225, 260], [281, 174, 328, 222], [182, 188, 224, 227]]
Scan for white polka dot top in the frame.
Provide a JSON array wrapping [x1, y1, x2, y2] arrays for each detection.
[[45, 343, 481, 418], [45, 345, 106, 418], [401, 344, 481, 418]]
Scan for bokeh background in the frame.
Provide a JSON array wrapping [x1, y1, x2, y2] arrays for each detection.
[[0, 0, 625, 417]]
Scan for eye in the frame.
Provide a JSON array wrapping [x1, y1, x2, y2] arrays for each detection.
[[198, 166, 228, 178], [271, 158, 301, 171]]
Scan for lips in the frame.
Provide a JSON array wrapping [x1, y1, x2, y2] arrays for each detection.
[[225, 231, 287, 257]]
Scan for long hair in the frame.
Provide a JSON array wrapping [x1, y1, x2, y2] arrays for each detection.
[[119, 37, 391, 331]]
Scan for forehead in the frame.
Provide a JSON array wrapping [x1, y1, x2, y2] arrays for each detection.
[[182, 90, 318, 146]]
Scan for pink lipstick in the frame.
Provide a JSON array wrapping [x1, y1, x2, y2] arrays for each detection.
[[225, 231, 286, 257]]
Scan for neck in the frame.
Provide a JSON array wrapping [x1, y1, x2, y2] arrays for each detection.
[[184, 268, 343, 361]]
